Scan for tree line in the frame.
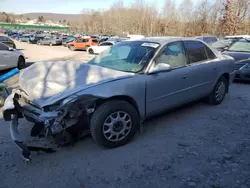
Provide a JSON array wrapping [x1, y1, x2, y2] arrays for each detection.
[[69, 0, 250, 36]]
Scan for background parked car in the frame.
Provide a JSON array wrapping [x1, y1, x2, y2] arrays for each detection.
[[37, 36, 62, 46], [28, 36, 45, 44], [19, 34, 33, 42], [62, 36, 76, 47], [222, 39, 250, 61], [222, 39, 250, 81], [88, 41, 116, 54], [0, 35, 16, 49], [196, 36, 219, 45], [0, 42, 25, 70], [68, 38, 98, 51], [234, 59, 250, 81], [211, 39, 238, 52]]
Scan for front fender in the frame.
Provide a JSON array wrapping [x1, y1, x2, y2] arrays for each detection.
[[74, 75, 147, 119]]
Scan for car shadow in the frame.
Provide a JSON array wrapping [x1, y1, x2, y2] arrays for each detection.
[[233, 80, 250, 84]]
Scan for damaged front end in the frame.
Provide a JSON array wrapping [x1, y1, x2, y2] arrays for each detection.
[[3, 89, 101, 161]]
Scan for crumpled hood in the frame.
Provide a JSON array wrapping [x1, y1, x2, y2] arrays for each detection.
[[19, 61, 134, 107]]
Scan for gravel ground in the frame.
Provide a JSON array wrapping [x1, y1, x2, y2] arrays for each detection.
[[0, 43, 249, 188]]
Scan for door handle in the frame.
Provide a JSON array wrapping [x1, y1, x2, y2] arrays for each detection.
[[182, 76, 188, 79], [213, 68, 218, 71]]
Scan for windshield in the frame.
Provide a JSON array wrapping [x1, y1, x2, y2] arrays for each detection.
[[88, 41, 159, 73], [212, 40, 233, 48], [228, 41, 250, 52]]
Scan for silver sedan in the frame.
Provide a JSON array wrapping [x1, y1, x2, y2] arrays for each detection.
[[3, 37, 236, 160]]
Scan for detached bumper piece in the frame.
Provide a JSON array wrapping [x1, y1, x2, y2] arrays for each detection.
[[9, 95, 56, 161], [10, 115, 56, 161]]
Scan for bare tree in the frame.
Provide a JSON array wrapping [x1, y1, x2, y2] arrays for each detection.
[[65, 0, 250, 36]]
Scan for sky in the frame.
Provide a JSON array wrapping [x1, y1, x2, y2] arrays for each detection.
[[0, 0, 194, 14]]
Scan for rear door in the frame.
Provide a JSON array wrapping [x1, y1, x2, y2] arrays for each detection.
[[182, 40, 219, 100]]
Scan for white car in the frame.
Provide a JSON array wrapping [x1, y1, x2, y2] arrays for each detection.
[[0, 42, 26, 70], [88, 41, 116, 54]]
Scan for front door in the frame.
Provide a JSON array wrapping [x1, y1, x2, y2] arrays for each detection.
[[146, 42, 190, 116]]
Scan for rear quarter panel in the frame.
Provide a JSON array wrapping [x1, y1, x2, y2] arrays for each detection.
[[213, 54, 235, 85]]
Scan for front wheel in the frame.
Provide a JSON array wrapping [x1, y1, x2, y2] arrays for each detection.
[[88, 48, 94, 54], [207, 76, 228, 105], [90, 100, 140, 148]]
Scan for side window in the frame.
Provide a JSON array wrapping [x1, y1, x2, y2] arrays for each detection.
[[184, 41, 208, 64], [0, 43, 9, 51], [106, 42, 113, 46], [100, 42, 113, 46], [205, 45, 216, 59], [155, 42, 187, 68], [76, 39, 83, 42]]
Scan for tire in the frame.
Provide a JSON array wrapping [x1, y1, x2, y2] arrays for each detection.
[[69, 45, 75, 51], [0, 96, 5, 108], [17, 56, 26, 69], [207, 76, 228, 105], [90, 100, 140, 148], [88, 48, 94, 54]]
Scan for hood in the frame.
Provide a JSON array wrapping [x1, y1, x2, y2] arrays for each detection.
[[223, 51, 250, 61], [19, 61, 134, 107]]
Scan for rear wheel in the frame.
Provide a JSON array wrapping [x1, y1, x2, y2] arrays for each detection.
[[207, 76, 228, 105], [17, 56, 26, 69], [90, 100, 140, 148]]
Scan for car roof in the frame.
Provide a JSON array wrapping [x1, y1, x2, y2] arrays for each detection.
[[126, 37, 203, 45]]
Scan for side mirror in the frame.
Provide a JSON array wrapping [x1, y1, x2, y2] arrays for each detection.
[[148, 63, 171, 74], [8, 47, 13, 51]]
